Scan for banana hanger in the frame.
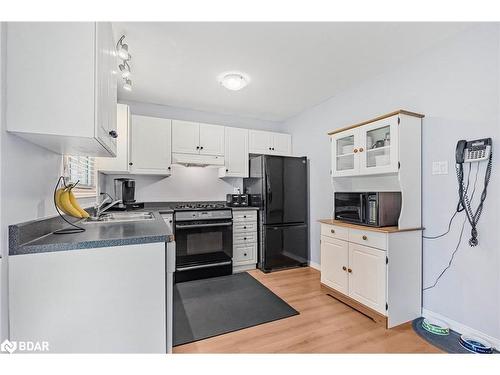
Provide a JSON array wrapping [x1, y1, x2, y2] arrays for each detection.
[[53, 176, 86, 235]]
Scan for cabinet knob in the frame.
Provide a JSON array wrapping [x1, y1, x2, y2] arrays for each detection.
[[244, 253, 247, 257], [353, 148, 358, 153], [168, 166, 171, 170], [359, 147, 364, 152], [272, 147, 275, 150], [330, 229, 335, 234], [243, 226, 247, 229], [244, 237, 247, 240], [269, 147, 272, 150], [362, 235, 368, 241], [109, 130, 118, 138], [243, 215, 247, 218], [348, 268, 352, 273], [226, 169, 229, 172], [342, 266, 347, 271], [129, 162, 133, 166], [200, 146, 204, 150], [196, 146, 200, 150]]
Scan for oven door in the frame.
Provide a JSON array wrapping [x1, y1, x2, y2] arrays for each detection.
[[175, 220, 233, 271], [334, 193, 366, 224]]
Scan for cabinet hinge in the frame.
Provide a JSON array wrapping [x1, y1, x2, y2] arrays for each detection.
[[386, 303, 388, 311], [386, 256, 388, 265]]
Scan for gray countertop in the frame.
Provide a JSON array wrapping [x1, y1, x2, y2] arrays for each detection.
[[9, 201, 259, 256], [9, 211, 173, 256]]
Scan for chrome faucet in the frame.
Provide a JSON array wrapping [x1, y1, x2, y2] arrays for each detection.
[[90, 193, 122, 220]]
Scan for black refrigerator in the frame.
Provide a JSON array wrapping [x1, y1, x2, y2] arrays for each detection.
[[243, 155, 308, 272]]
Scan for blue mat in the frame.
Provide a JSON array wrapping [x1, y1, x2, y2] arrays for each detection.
[[412, 317, 498, 354]]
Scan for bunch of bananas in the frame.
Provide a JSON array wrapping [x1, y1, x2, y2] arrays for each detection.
[[55, 185, 90, 219]]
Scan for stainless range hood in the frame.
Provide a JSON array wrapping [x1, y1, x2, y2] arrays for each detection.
[[171, 153, 225, 167]]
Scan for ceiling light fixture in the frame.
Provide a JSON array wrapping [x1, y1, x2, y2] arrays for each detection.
[[123, 79, 132, 91], [218, 72, 250, 91], [119, 61, 131, 79], [116, 35, 132, 91], [116, 35, 131, 61]]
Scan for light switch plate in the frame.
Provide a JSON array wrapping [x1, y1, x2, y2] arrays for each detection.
[[432, 161, 448, 175]]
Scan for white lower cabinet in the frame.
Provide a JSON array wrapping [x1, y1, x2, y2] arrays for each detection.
[[232, 210, 258, 272], [348, 243, 386, 314], [320, 236, 348, 295], [320, 222, 422, 328]]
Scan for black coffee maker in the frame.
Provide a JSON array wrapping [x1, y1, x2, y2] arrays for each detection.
[[114, 178, 136, 205]]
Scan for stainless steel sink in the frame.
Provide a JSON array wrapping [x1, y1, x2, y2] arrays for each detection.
[[83, 212, 155, 224]]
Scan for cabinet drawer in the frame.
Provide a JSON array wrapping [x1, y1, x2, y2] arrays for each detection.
[[320, 224, 348, 241], [233, 244, 257, 263], [234, 232, 257, 244], [348, 228, 387, 250], [233, 222, 257, 233], [233, 210, 257, 222]]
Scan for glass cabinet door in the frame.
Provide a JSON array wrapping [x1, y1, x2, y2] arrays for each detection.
[[332, 131, 357, 176], [359, 117, 398, 174]]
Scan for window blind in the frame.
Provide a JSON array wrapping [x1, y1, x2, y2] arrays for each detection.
[[63, 156, 97, 195]]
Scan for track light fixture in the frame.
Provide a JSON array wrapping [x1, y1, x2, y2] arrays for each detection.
[[116, 35, 132, 91]]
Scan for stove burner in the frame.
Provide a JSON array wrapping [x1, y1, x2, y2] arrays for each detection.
[[174, 202, 226, 210]]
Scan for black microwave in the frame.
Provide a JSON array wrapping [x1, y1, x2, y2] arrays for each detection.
[[334, 192, 402, 227]]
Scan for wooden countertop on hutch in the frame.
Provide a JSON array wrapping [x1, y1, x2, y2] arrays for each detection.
[[318, 219, 423, 233], [327, 109, 425, 136]]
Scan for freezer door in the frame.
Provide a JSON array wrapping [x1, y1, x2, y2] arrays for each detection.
[[263, 224, 308, 271], [265, 156, 307, 225]]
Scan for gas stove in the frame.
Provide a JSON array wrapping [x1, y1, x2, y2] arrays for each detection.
[[173, 201, 227, 211]]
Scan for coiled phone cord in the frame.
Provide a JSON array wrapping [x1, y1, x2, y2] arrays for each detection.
[[456, 152, 492, 246]]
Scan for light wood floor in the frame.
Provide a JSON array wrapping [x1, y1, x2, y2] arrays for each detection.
[[174, 267, 441, 353]]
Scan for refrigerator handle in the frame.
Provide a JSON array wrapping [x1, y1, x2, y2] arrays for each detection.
[[266, 169, 272, 203]]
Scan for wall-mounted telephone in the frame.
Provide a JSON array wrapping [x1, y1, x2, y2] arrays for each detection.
[[456, 138, 492, 164], [456, 138, 493, 246]]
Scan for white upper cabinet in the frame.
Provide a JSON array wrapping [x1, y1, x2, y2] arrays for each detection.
[[249, 130, 291, 156], [129, 115, 172, 175], [172, 121, 225, 156], [6, 22, 117, 157], [219, 127, 249, 178], [199, 124, 225, 156], [172, 120, 200, 154], [96, 104, 130, 174], [331, 114, 399, 177]]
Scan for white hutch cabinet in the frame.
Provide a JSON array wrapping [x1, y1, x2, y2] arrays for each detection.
[[321, 110, 424, 328]]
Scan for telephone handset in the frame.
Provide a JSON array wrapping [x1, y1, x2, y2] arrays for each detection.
[[455, 138, 493, 246], [456, 138, 492, 164]]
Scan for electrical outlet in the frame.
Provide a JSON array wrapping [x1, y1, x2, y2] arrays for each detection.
[[432, 161, 448, 175]]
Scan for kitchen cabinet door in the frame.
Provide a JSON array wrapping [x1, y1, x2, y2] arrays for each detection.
[[172, 120, 199, 154], [96, 104, 130, 174], [130, 115, 172, 175], [219, 127, 248, 178], [348, 243, 386, 314], [331, 129, 359, 177], [249, 130, 273, 154], [95, 22, 118, 155], [199, 123, 225, 156], [320, 236, 349, 295], [358, 116, 399, 175], [272, 133, 292, 156]]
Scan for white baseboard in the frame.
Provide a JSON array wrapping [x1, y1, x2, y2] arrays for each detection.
[[422, 308, 500, 350], [308, 260, 320, 271]]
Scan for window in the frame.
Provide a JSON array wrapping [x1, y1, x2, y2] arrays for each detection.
[[63, 156, 97, 197]]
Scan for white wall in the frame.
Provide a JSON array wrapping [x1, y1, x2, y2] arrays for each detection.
[[102, 100, 281, 202], [283, 24, 500, 340]]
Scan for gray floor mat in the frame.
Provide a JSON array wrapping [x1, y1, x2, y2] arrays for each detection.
[[173, 272, 299, 346]]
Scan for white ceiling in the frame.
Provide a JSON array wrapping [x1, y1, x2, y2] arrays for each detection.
[[112, 22, 472, 122]]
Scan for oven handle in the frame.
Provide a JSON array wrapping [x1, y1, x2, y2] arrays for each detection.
[[176, 261, 232, 272], [175, 222, 233, 229]]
